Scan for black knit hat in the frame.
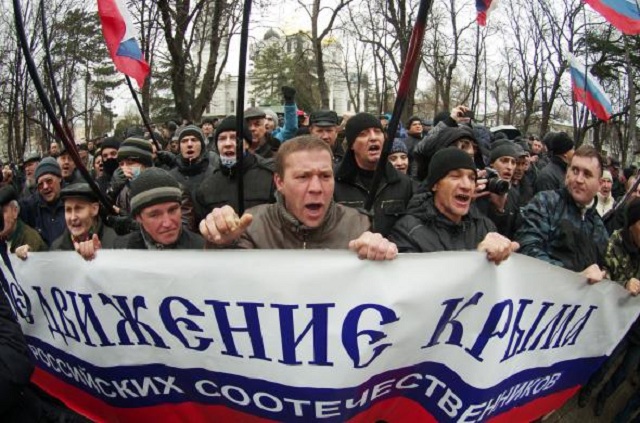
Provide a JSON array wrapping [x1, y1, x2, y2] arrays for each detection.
[[544, 132, 574, 155], [214, 116, 252, 144], [35, 157, 62, 182], [100, 137, 121, 151], [625, 198, 640, 229], [130, 168, 182, 216], [0, 185, 17, 207], [426, 147, 476, 191], [118, 137, 153, 167], [177, 124, 205, 144], [60, 183, 99, 203], [345, 112, 383, 147], [490, 142, 519, 163]]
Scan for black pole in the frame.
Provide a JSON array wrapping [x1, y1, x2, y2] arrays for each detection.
[[234, 0, 253, 215], [12, 0, 114, 213], [364, 0, 434, 211], [125, 76, 161, 151]]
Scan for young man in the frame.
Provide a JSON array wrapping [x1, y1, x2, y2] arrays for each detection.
[[200, 136, 397, 260], [169, 124, 213, 203], [388, 139, 409, 175], [389, 147, 518, 264], [516, 145, 609, 282], [534, 131, 575, 193], [114, 168, 205, 249]]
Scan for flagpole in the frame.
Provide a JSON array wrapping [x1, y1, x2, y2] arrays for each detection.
[[364, 0, 433, 211], [12, 0, 114, 213], [125, 76, 162, 151], [234, 0, 253, 216]]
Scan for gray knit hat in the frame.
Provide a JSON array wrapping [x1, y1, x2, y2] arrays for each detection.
[[118, 137, 153, 167], [177, 124, 205, 144], [35, 157, 62, 182], [130, 168, 182, 216]]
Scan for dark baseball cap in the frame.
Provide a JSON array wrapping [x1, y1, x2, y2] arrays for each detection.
[[309, 110, 338, 127]]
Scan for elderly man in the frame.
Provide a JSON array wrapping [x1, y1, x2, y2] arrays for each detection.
[[20, 153, 41, 199], [334, 112, 414, 236], [308, 110, 344, 164], [0, 186, 46, 254], [389, 148, 518, 264], [596, 170, 615, 217], [114, 168, 204, 249], [18, 157, 65, 246], [200, 136, 397, 260], [516, 145, 609, 282], [244, 107, 280, 159]]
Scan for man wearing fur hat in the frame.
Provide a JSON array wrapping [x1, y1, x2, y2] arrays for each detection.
[[534, 131, 575, 193], [194, 116, 275, 221], [169, 124, 213, 203], [18, 157, 66, 246], [334, 112, 414, 236], [114, 168, 205, 249], [199, 136, 397, 260], [389, 147, 518, 264]]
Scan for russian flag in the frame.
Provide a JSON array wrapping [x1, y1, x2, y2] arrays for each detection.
[[476, 0, 499, 26], [568, 53, 613, 121], [97, 0, 150, 88], [584, 0, 640, 35]]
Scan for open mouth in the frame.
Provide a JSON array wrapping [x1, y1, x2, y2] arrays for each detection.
[[306, 203, 322, 211], [455, 194, 471, 203], [368, 144, 381, 152]]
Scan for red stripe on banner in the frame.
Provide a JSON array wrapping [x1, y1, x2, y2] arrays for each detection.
[[489, 385, 580, 423], [347, 397, 437, 422]]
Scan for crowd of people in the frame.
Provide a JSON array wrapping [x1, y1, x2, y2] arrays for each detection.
[[1, 85, 640, 421]]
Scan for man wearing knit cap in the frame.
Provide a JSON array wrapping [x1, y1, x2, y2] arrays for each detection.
[[309, 110, 344, 163], [596, 169, 615, 217], [244, 106, 280, 158], [169, 124, 213, 204], [114, 168, 204, 249], [475, 141, 522, 238], [534, 131, 575, 193], [388, 139, 409, 175], [0, 186, 46, 254], [389, 148, 518, 264], [18, 157, 65, 246], [199, 136, 397, 260], [334, 112, 414, 236], [516, 145, 609, 283], [194, 115, 275, 221], [56, 145, 83, 186], [114, 137, 154, 214]]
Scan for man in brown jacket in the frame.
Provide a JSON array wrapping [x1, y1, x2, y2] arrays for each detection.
[[200, 135, 397, 260], [0, 186, 47, 254]]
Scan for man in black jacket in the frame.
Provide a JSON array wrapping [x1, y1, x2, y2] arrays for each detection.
[[334, 112, 414, 236], [534, 131, 574, 193], [389, 147, 518, 264]]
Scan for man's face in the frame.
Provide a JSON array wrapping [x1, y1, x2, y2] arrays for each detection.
[[101, 148, 118, 162], [408, 121, 423, 136], [49, 142, 60, 155], [217, 131, 247, 159], [513, 157, 528, 181], [274, 149, 334, 228], [24, 161, 39, 179], [309, 125, 338, 148], [169, 140, 179, 154], [531, 140, 543, 155], [247, 118, 266, 146], [566, 155, 601, 206], [57, 153, 75, 179], [388, 152, 409, 174], [351, 127, 384, 170], [179, 135, 202, 160], [600, 177, 613, 197], [491, 156, 516, 182], [93, 155, 103, 177], [136, 202, 182, 246], [609, 165, 620, 178], [64, 198, 98, 239], [79, 150, 89, 163], [202, 123, 214, 137], [87, 141, 95, 152], [453, 138, 475, 157], [37, 174, 62, 204], [433, 169, 476, 223], [0, 203, 18, 239]]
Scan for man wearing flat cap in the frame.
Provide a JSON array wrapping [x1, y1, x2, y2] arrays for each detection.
[[308, 110, 344, 164], [534, 131, 575, 194], [20, 152, 41, 199], [334, 112, 414, 236], [0, 186, 46, 254], [245, 106, 280, 159], [389, 147, 518, 264], [18, 157, 65, 246]]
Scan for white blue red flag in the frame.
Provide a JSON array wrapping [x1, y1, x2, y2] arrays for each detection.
[[585, 0, 640, 35], [476, 0, 499, 26], [97, 0, 150, 88], [568, 53, 613, 121]]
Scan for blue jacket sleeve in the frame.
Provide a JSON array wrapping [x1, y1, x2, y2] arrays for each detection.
[[280, 103, 299, 142]]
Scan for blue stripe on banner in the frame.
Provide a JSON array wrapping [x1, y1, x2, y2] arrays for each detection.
[[601, 0, 640, 18], [26, 336, 607, 422], [116, 38, 144, 61], [569, 66, 613, 114]]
